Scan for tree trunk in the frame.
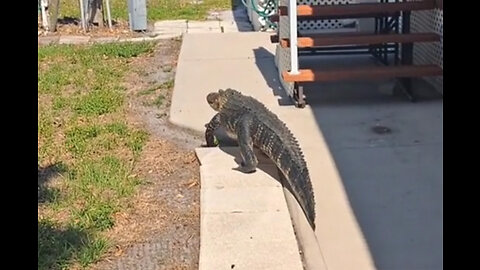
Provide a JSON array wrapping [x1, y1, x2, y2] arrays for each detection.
[[89, 0, 104, 27], [47, 0, 60, 32]]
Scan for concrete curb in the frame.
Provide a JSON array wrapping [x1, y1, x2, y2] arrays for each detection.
[[196, 147, 304, 270], [38, 33, 183, 46]]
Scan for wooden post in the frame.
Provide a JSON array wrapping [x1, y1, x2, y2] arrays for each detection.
[[88, 0, 105, 27], [47, 0, 60, 32]]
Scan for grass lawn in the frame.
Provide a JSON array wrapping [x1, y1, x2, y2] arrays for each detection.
[[59, 0, 233, 22], [38, 42, 155, 269]]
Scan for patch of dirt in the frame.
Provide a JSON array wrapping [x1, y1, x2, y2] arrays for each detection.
[[90, 38, 204, 270]]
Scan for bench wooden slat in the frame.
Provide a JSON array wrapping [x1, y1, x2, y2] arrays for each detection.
[[280, 33, 440, 48], [282, 65, 443, 82], [278, 1, 435, 19]]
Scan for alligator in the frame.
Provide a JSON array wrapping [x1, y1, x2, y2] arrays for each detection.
[[204, 88, 316, 230]]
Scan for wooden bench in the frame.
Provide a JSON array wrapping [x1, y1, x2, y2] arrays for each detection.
[[271, 0, 443, 107]]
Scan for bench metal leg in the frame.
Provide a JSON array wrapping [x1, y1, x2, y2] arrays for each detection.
[[399, 78, 415, 102], [293, 83, 306, 108], [399, 10, 416, 102]]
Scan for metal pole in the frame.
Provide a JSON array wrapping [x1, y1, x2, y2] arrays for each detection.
[[105, 0, 112, 30], [288, 0, 299, 74], [79, 0, 87, 31]]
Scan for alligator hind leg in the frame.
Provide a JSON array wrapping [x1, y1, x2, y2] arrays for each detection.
[[236, 117, 258, 173]]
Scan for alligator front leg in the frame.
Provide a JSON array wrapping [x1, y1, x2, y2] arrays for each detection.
[[236, 117, 258, 173], [205, 114, 220, 147]]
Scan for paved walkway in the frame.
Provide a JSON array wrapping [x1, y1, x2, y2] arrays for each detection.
[[170, 32, 443, 270], [170, 32, 375, 270]]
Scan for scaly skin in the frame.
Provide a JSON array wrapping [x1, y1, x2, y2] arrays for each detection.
[[205, 88, 316, 230]]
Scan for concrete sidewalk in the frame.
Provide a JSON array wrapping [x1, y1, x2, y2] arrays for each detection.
[[171, 32, 443, 270], [170, 32, 375, 270]]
